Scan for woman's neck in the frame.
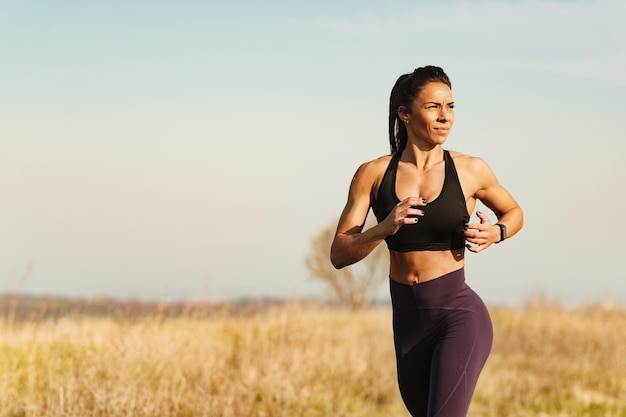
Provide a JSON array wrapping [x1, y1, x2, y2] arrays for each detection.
[[401, 144, 443, 169]]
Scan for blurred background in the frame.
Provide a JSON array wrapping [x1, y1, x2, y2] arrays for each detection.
[[1, 0, 625, 305]]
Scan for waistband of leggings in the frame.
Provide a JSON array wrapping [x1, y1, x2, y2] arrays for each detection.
[[389, 267, 466, 312]]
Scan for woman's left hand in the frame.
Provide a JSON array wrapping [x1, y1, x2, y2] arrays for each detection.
[[463, 211, 500, 253]]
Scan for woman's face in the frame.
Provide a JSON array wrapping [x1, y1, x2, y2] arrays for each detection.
[[403, 82, 455, 146]]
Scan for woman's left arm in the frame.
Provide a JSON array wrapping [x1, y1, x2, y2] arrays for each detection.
[[463, 157, 524, 253]]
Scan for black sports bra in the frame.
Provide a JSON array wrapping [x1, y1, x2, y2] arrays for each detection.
[[372, 150, 469, 252]]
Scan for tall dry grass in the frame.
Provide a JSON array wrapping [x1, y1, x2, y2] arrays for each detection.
[[0, 299, 624, 417]]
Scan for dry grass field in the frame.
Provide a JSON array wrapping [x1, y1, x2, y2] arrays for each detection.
[[0, 296, 625, 417]]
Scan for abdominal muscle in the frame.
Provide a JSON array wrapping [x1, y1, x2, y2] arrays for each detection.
[[389, 249, 465, 285]]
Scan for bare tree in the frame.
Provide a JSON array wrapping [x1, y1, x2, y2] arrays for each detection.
[[305, 213, 388, 311]]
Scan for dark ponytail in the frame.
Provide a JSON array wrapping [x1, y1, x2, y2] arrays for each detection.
[[388, 65, 452, 154]]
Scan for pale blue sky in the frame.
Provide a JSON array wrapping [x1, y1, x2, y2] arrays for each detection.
[[1, 0, 625, 304]]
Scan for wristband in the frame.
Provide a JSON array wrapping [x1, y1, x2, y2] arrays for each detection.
[[495, 223, 507, 243]]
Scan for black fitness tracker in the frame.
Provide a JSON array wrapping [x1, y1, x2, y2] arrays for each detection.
[[495, 223, 507, 243]]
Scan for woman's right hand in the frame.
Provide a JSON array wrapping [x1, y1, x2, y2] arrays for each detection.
[[380, 196, 427, 236]]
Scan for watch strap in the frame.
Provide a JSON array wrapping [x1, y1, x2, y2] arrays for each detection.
[[495, 223, 506, 243]]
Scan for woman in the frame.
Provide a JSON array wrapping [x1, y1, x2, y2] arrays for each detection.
[[330, 66, 523, 417]]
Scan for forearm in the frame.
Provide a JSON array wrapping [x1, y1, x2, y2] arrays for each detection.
[[495, 206, 524, 240], [330, 224, 388, 269]]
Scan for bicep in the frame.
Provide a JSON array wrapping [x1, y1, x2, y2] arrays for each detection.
[[336, 196, 371, 236], [472, 159, 520, 218], [335, 165, 375, 236], [477, 183, 519, 218]]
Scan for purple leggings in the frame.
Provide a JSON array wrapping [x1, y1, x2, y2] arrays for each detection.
[[390, 268, 493, 417]]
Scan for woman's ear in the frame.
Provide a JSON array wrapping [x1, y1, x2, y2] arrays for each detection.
[[397, 105, 410, 122]]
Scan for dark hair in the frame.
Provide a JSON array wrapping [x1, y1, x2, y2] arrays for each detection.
[[388, 65, 451, 154]]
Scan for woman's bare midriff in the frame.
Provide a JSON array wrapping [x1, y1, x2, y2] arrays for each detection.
[[389, 249, 465, 285]]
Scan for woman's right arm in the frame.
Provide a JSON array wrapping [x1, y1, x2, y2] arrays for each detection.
[[330, 161, 424, 269], [330, 162, 387, 269]]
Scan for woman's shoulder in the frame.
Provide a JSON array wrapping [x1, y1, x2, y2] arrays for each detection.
[[355, 154, 393, 176], [349, 154, 393, 190], [448, 149, 491, 172], [447, 150, 497, 188]]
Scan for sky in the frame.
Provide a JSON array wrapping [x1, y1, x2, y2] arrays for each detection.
[[1, 0, 625, 305]]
